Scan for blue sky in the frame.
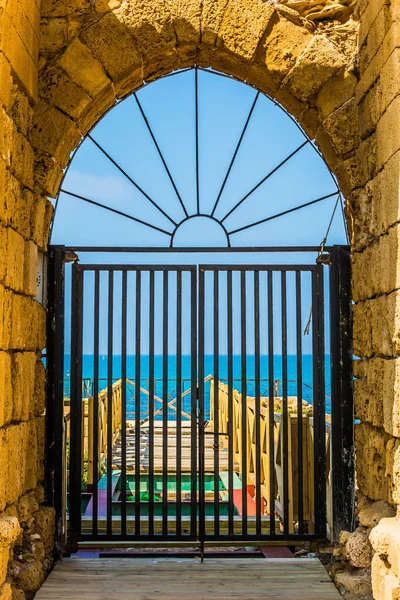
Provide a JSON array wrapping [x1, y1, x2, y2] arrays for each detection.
[[52, 68, 347, 357]]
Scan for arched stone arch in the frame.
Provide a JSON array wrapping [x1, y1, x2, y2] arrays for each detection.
[[34, 0, 360, 232]]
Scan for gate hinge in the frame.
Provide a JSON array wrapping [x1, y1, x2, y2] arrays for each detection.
[[64, 250, 79, 263], [316, 251, 331, 266]]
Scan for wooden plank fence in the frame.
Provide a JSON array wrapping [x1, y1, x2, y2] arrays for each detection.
[[209, 380, 332, 535], [65, 376, 332, 535]]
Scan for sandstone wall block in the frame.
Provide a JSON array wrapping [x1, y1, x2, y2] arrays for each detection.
[[11, 352, 36, 422], [283, 35, 347, 101], [376, 95, 400, 172], [114, 0, 178, 77], [333, 567, 373, 599], [33, 508, 55, 557], [371, 553, 400, 600], [8, 560, 44, 595], [355, 424, 392, 503], [371, 516, 400, 581], [200, 0, 229, 49], [0, 53, 13, 111], [166, 0, 202, 64], [359, 3, 392, 73], [0, 583, 11, 600], [0, 351, 12, 428], [345, 527, 373, 568], [41, 0, 90, 18], [249, 13, 312, 91], [0, 9, 37, 101], [354, 356, 400, 436], [39, 65, 91, 122], [57, 37, 113, 100], [30, 101, 81, 166], [358, 499, 396, 529], [80, 14, 142, 95], [0, 516, 20, 549], [317, 70, 357, 120], [323, 98, 359, 156], [216, 0, 275, 61]]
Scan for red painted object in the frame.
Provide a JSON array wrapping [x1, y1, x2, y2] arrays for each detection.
[[259, 546, 294, 558]]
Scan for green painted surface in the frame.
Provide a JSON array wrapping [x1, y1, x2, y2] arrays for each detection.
[[116, 473, 226, 495], [111, 501, 236, 517]]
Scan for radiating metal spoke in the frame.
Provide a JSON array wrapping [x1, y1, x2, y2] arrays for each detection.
[[133, 93, 189, 219], [221, 140, 309, 223], [88, 134, 177, 227], [211, 91, 260, 217], [60, 189, 173, 237], [228, 191, 338, 236], [195, 67, 200, 215]]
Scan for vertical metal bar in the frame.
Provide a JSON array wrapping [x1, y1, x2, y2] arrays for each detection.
[[190, 269, 197, 539], [135, 271, 141, 538], [330, 246, 354, 539], [92, 270, 100, 537], [254, 271, 261, 536], [213, 270, 220, 535], [296, 271, 304, 535], [312, 265, 326, 536], [46, 246, 65, 556], [148, 271, 155, 537], [176, 271, 182, 538], [267, 271, 275, 534], [106, 270, 114, 537], [240, 270, 247, 536], [227, 271, 234, 537], [198, 268, 205, 546], [121, 270, 128, 536], [281, 272, 289, 534], [195, 67, 200, 215], [69, 262, 83, 545], [162, 271, 169, 537]]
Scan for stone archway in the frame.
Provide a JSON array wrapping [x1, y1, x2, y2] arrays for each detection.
[[34, 1, 360, 206], [2, 0, 400, 598]]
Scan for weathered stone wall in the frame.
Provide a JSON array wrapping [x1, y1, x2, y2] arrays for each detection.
[[1, 0, 362, 597], [0, 0, 55, 598], [2, 0, 400, 598], [351, 1, 400, 599]]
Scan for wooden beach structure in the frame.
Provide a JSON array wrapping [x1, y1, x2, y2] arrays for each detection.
[[64, 375, 332, 538]]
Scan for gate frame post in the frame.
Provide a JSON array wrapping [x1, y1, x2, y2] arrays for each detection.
[[46, 245, 66, 559], [330, 245, 355, 541]]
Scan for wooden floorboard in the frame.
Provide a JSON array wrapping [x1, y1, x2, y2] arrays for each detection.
[[35, 558, 341, 599], [112, 423, 228, 472]]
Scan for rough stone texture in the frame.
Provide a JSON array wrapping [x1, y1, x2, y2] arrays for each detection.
[[346, 527, 373, 568], [0, 0, 363, 595], [358, 499, 396, 530], [0, 0, 57, 597], [1, 0, 400, 598], [334, 567, 373, 599], [370, 515, 400, 600], [351, 4, 400, 594]]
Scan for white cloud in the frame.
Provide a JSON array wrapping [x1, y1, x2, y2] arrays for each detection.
[[64, 170, 136, 208]]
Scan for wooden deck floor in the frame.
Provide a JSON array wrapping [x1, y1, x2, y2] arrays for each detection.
[[35, 558, 341, 599], [112, 422, 229, 472]]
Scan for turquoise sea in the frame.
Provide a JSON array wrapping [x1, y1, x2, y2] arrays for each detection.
[[64, 354, 332, 417]]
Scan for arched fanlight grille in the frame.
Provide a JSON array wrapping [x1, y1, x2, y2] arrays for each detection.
[[50, 67, 347, 249]]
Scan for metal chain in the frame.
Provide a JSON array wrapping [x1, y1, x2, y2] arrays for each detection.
[[318, 193, 340, 255], [304, 193, 342, 336]]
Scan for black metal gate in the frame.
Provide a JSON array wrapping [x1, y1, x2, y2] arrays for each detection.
[[46, 245, 354, 552]]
